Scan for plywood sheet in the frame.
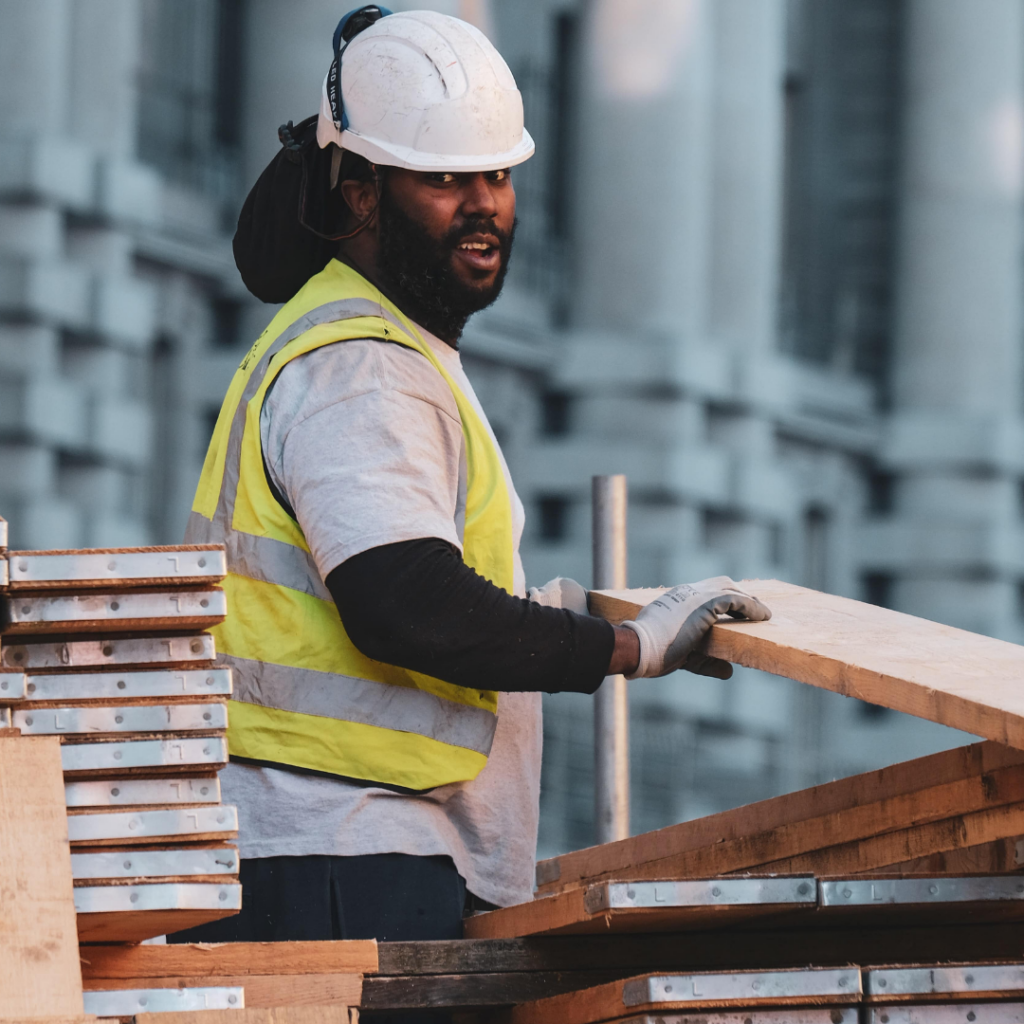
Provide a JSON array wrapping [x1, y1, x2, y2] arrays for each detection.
[[509, 968, 860, 1024], [536, 741, 1024, 895], [589, 580, 1024, 748], [0, 735, 85, 1021], [6, 545, 226, 590], [80, 940, 379, 979], [84, 974, 363, 1008]]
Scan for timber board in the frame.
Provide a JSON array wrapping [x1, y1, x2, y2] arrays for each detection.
[[136, 1010, 353, 1024], [589, 580, 1024, 750], [535, 741, 1024, 894]]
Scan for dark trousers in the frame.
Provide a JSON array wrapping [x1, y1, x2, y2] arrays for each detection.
[[170, 853, 476, 1024], [171, 852, 468, 942]]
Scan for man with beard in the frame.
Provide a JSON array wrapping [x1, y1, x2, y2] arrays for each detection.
[[182, 7, 770, 948]]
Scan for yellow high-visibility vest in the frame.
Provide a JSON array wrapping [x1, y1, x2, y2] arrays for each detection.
[[186, 260, 514, 791]]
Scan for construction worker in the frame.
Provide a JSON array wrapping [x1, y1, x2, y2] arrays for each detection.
[[178, 7, 770, 949]]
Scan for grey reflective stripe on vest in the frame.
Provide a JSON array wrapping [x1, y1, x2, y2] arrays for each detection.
[[189, 297, 494, 755], [222, 653, 497, 755]]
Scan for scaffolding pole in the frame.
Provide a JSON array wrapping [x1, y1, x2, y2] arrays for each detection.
[[592, 474, 630, 844]]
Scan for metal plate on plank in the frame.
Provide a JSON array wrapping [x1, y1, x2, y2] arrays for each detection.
[[865, 1007, 1024, 1023], [623, 969, 861, 1008], [0, 557, 7, 588], [1, 634, 216, 671], [8, 546, 226, 587], [82, 986, 243, 1017], [73, 881, 242, 914], [66, 776, 220, 807], [26, 666, 231, 701], [61, 736, 228, 773], [822, 877, 1024, 907], [14, 702, 227, 735], [71, 846, 239, 880], [585, 877, 817, 914], [67, 805, 238, 843], [865, 965, 1024, 998], [620, 1013, 858, 1024], [0, 672, 26, 699], [4, 588, 226, 633]]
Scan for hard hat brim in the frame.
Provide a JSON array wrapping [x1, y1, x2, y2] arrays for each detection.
[[338, 127, 535, 173]]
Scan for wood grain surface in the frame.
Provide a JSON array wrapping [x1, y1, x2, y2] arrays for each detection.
[[136, 1010, 352, 1024], [76, 907, 241, 944], [0, 735, 85, 1021], [535, 741, 1023, 894], [81, 941, 379, 978], [590, 580, 1024, 747]]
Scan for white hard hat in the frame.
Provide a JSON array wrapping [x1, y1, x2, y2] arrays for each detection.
[[316, 9, 535, 173]]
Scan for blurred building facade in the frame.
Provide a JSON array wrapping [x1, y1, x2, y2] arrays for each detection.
[[0, 0, 1014, 856]]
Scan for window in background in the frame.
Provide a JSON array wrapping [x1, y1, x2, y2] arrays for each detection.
[[537, 496, 571, 542], [540, 390, 572, 437], [137, 0, 246, 213], [779, 0, 903, 388]]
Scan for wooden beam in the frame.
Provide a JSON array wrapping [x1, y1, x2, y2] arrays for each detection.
[[589, 580, 1024, 748], [536, 741, 1024, 895], [76, 907, 241, 944], [83, 975, 362, 1009], [0, 735, 85, 1021], [80, 941, 379, 979]]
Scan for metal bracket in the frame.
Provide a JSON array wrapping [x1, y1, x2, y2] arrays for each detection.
[[14, 702, 227, 736], [8, 546, 226, 587], [73, 881, 242, 914], [65, 776, 221, 807], [71, 846, 238, 881], [1, 634, 216, 670], [61, 736, 228, 773], [25, 666, 231, 702], [584, 877, 817, 914], [622, 969, 861, 1008], [82, 986, 243, 1016], [67, 805, 238, 843]]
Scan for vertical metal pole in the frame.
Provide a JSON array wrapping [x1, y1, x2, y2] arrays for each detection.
[[592, 474, 630, 844]]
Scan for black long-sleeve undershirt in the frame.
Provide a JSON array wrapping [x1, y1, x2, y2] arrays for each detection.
[[326, 538, 615, 694]]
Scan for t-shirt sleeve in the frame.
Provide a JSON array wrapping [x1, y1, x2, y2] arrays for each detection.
[[260, 340, 465, 578]]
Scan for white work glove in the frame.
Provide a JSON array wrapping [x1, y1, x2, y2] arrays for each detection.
[[527, 577, 589, 614], [622, 576, 771, 680]]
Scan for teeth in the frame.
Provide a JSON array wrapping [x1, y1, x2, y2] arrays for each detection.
[[459, 242, 490, 250]]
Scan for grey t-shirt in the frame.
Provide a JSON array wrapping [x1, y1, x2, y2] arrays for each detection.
[[219, 327, 541, 907]]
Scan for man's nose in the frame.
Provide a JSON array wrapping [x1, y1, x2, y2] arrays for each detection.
[[459, 173, 499, 218]]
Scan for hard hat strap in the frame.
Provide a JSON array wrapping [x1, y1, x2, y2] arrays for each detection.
[[327, 5, 393, 132]]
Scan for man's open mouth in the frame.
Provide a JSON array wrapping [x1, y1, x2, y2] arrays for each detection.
[[453, 233, 502, 272]]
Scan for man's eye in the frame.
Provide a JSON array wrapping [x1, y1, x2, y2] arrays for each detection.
[[427, 172, 457, 184], [489, 169, 511, 182]]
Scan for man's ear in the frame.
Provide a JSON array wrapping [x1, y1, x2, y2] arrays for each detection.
[[339, 178, 378, 221]]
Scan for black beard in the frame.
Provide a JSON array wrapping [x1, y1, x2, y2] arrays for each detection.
[[375, 193, 516, 345]]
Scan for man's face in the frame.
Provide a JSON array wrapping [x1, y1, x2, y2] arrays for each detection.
[[375, 168, 517, 341]]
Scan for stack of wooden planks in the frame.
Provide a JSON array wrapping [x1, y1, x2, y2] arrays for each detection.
[[0, 533, 240, 943]]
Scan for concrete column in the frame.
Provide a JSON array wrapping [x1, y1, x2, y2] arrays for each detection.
[[888, 0, 1024, 637], [0, 0, 71, 134], [571, 0, 713, 338], [894, 0, 1024, 415], [67, 0, 140, 156], [706, 0, 786, 356]]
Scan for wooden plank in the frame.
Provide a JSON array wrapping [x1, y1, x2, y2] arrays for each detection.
[[136, 1010, 352, 1024], [79, 940, 380, 978], [536, 746, 1024, 894], [84, 975, 363, 1009], [465, 878, 816, 939], [507, 968, 860, 1024], [590, 580, 1024, 750], [0, 736, 85, 1021], [373, 929, 1024, 978], [6, 544, 226, 590], [76, 907, 241, 944]]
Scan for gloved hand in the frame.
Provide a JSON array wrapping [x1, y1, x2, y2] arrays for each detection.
[[527, 577, 589, 614], [622, 576, 771, 680]]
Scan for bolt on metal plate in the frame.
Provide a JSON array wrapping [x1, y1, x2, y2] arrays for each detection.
[[865, 1006, 1024, 1023], [73, 881, 242, 914], [60, 736, 228, 773], [865, 965, 1024, 997], [618, 1013, 857, 1024], [65, 776, 221, 807], [622, 969, 861, 1007], [71, 847, 239, 880], [67, 804, 238, 842], [1, 634, 216, 670], [82, 986, 243, 1016], [4, 588, 226, 632], [8, 546, 226, 587], [0, 672, 27, 700], [25, 666, 231, 702], [821, 877, 1024, 907], [14, 702, 228, 735], [584, 877, 817, 914]]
